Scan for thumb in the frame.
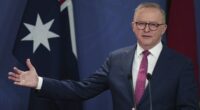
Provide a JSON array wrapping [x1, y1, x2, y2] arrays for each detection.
[[26, 58, 35, 71]]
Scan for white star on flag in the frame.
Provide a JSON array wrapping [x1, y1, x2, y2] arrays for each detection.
[[22, 14, 59, 53]]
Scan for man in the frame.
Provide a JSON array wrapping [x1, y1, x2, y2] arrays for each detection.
[[8, 2, 199, 110]]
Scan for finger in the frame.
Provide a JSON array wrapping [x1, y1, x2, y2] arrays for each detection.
[[8, 72, 20, 78], [14, 78, 26, 85], [13, 67, 24, 74], [13, 82, 20, 85], [26, 59, 35, 70], [8, 75, 21, 82], [14, 81, 24, 86]]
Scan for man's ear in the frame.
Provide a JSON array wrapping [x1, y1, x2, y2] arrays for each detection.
[[161, 24, 167, 35], [132, 22, 136, 33]]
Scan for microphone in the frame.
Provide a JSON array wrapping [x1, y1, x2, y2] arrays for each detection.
[[146, 73, 152, 81], [146, 73, 153, 110], [127, 74, 137, 110], [128, 73, 132, 80], [127, 73, 133, 91]]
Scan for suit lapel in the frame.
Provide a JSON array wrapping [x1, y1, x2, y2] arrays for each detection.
[[139, 46, 171, 105], [121, 45, 137, 106]]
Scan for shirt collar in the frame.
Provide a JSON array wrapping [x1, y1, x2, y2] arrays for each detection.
[[136, 42, 163, 58]]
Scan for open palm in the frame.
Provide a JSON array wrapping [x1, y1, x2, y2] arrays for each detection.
[[8, 59, 39, 88]]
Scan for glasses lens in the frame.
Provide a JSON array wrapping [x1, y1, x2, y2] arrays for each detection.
[[149, 23, 159, 31], [136, 22, 146, 30]]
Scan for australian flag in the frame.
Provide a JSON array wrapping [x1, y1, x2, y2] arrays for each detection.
[[13, 0, 82, 110]]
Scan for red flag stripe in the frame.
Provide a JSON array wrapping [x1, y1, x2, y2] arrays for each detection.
[[59, 0, 65, 4]]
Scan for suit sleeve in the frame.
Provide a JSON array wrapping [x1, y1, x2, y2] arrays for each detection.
[[36, 55, 112, 101]]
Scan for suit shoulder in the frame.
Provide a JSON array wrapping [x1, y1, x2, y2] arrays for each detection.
[[109, 45, 135, 56], [167, 47, 192, 63]]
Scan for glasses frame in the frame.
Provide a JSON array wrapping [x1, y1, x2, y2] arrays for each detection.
[[133, 21, 165, 31]]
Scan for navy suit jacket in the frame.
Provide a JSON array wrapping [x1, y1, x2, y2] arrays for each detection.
[[39, 44, 199, 110]]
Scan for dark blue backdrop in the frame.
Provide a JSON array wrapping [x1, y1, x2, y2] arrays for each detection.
[[0, 0, 199, 110], [0, 0, 29, 110]]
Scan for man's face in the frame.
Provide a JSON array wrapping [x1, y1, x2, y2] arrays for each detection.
[[132, 7, 167, 50]]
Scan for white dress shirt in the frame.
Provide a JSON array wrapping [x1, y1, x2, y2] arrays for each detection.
[[132, 42, 163, 89]]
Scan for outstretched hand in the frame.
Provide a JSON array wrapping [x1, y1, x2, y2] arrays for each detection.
[[8, 59, 39, 88]]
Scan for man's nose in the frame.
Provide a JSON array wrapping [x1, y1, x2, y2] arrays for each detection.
[[144, 24, 150, 32]]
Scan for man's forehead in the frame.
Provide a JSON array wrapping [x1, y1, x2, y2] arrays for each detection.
[[134, 7, 163, 21]]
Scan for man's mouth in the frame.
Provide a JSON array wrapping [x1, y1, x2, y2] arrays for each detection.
[[142, 35, 152, 38]]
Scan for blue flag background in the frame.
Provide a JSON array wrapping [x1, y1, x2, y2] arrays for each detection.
[[0, 0, 199, 110]]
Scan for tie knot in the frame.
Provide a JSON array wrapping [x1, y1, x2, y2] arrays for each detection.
[[142, 50, 150, 56]]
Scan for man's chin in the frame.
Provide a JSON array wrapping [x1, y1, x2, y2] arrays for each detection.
[[141, 43, 154, 49]]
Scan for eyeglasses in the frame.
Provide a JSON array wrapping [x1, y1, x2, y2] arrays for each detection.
[[133, 21, 165, 31]]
